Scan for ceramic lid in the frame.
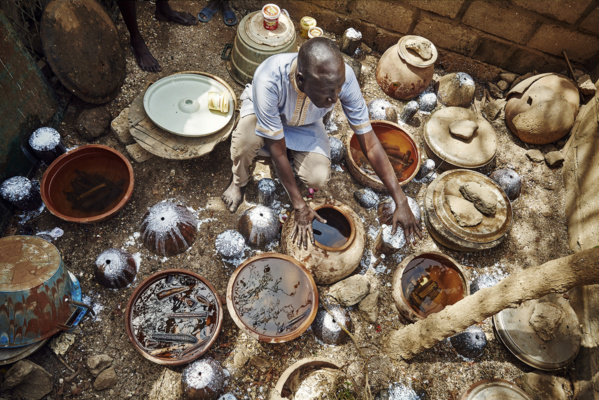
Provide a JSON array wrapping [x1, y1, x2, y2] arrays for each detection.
[[461, 379, 531, 400], [425, 170, 512, 248], [397, 35, 438, 68], [425, 107, 497, 169], [493, 293, 581, 371], [245, 10, 295, 47], [40, 0, 125, 104], [0, 236, 61, 292], [143, 73, 234, 137]]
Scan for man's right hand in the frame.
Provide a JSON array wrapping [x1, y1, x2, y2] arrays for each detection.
[[291, 204, 327, 250]]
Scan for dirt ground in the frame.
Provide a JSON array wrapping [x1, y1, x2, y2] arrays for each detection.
[[1, 1, 577, 399]]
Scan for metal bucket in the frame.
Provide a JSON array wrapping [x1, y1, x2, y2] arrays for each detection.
[[0, 236, 90, 348], [228, 10, 297, 85]]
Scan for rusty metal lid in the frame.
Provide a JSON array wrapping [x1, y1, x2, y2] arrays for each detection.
[[461, 379, 532, 400], [493, 293, 581, 371], [424, 107, 497, 169], [424, 170, 512, 251], [245, 10, 295, 47], [41, 0, 125, 104], [397, 35, 437, 68], [0, 236, 61, 292]]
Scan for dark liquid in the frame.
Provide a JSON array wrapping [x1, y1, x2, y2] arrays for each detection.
[[401, 254, 465, 318], [131, 273, 218, 359], [312, 208, 351, 248], [232, 258, 313, 337]]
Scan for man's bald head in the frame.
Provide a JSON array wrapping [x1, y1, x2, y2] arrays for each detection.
[[296, 38, 346, 108]]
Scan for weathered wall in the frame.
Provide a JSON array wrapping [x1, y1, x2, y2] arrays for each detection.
[[0, 10, 59, 232], [237, 0, 599, 76]]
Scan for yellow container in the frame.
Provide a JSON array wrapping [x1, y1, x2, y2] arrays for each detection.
[[300, 16, 316, 38]]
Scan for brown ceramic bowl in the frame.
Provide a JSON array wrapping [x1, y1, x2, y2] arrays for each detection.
[[124, 269, 223, 366], [227, 253, 318, 343], [345, 120, 420, 191], [41, 145, 134, 223]]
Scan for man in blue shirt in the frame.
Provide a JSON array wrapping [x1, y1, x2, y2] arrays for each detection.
[[222, 38, 421, 248]]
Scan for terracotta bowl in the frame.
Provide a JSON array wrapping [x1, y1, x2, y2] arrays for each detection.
[[41, 145, 134, 223], [345, 120, 420, 191], [227, 253, 318, 343]]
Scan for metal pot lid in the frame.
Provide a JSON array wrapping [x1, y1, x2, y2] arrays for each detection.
[[425, 107, 497, 169], [40, 0, 125, 104], [425, 170, 512, 246], [397, 35, 438, 68], [461, 379, 532, 400], [0, 236, 61, 292], [493, 293, 581, 371], [143, 73, 234, 137], [244, 10, 295, 47]]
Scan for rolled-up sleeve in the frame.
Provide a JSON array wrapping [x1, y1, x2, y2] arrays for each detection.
[[339, 65, 372, 135], [253, 74, 285, 140]]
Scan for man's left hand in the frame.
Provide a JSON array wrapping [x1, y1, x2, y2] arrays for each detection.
[[392, 204, 423, 245]]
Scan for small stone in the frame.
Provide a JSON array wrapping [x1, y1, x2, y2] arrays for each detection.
[[470, 274, 500, 294], [418, 92, 437, 113], [249, 356, 271, 370], [399, 100, 419, 123], [354, 187, 379, 209], [449, 120, 478, 140], [368, 99, 398, 122], [459, 182, 497, 216], [340, 28, 362, 55], [500, 72, 518, 83], [359, 291, 379, 323], [3, 360, 53, 400], [496, 80, 509, 91], [529, 302, 564, 341], [50, 332, 76, 356], [312, 304, 352, 345], [545, 151, 565, 167], [490, 169, 521, 201], [573, 69, 586, 80], [215, 230, 246, 259], [577, 74, 596, 96], [450, 325, 487, 359], [94, 367, 118, 391], [257, 178, 276, 206], [415, 159, 435, 180], [483, 99, 505, 120], [76, 106, 111, 141], [438, 72, 475, 107], [87, 354, 113, 377], [405, 38, 433, 60], [111, 107, 134, 144], [329, 136, 345, 164], [446, 195, 483, 227], [182, 358, 225, 400], [487, 82, 504, 98], [329, 275, 370, 306], [517, 372, 569, 400], [126, 143, 154, 162], [526, 149, 544, 163]]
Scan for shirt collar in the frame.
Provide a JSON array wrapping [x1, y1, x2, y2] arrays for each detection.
[[289, 58, 303, 96]]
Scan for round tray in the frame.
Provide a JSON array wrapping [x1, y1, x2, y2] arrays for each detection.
[[125, 269, 223, 366], [425, 170, 512, 251], [143, 73, 234, 137], [493, 293, 581, 371], [461, 379, 531, 400]]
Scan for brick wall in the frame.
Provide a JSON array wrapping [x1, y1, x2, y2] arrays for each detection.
[[236, 0, 599, 76]]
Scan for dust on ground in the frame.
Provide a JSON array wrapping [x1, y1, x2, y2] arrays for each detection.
[[1, 1, 574, 399]]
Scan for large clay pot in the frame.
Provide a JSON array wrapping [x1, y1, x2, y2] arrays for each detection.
[[505, 73, 579, 145], [281, 198, 365, 285], [376, 35, 437, 100]]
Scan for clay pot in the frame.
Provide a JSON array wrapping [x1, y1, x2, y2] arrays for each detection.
[[94, 248, 137, 289], [281, 198, 365, 285], [376, 35, 437, 100], [505, 73, 579, 144], [141, 201, 199, 257]]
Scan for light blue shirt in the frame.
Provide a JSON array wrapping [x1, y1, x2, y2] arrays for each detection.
[[240, 53, 372, 158]]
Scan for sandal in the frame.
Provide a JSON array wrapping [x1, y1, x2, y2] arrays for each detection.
[[223, 10, 237, 26], [198, 6, 218, 23]]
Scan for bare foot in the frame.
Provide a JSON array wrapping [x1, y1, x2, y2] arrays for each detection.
[[222, 177, 246, 213], [130, 37, 160, 72], [155, 4, 198, 25]]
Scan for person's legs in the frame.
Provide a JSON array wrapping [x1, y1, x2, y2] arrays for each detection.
[[117, 1, 161, 72], [155, 0, 198, 25], [292, 151, 331, 190], [222, 115, 264, 212], [221, 1, 237, 26], [198, 0, 219, 22]]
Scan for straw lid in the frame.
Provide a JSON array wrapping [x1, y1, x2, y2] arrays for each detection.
[[397, 35, 438, 68]]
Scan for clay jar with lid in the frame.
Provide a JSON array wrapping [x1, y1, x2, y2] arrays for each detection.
[[376, 35, 437, 100], [281, 198, 365, 285]]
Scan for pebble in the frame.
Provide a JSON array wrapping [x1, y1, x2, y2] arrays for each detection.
[[329, 275, 370, 306], [577, 74, 596, 96], [450, 325, 487, 359], [483, 99, 505, 120], [329, 136, 345, 164], [399, 100, 419, 123], [87, 354, 113, 377], [312, 304, 352, 345], [487, 82, 504, 98], [93, 366, 118, 391], [500, 72, 518, 84], [354, 187, 379, 208], [437, 72, 475, 107], [3, 360, 53, 400], [418, 92, 437, 113], [359, 291, 379, 323], [526, 149, 544, 163], [496, 80, 509, 91], [449, 120, 478, 140], [460, 182, 498, 216], [257, 178, 276, 206], [490, 169, 521, 201], [368, 99, 398, 122], [215, 230, 246, 258], [545, 151, 565, 168], [76, 106, 112, 141]]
